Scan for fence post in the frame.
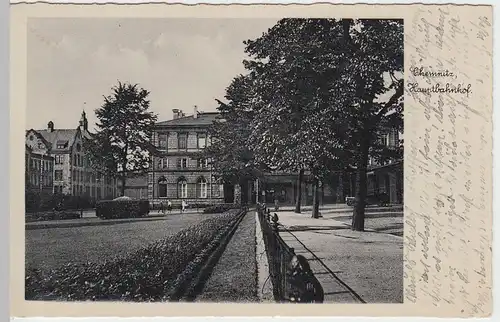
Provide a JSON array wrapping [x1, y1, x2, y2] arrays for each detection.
[[272, 213, 279, 233]]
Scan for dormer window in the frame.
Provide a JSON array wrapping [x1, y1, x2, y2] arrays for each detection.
[[56, 140, 68, 149], [76, 143, 81, 152]]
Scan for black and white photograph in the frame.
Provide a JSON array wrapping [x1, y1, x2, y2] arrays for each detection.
[[24, 17, 404, 304]]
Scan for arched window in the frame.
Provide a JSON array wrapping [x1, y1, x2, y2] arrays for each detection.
[[178, 177, 188, 199], [197, 177, 207, 198], [158, 176, 167, 198]]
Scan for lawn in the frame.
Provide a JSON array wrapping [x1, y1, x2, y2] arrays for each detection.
[[195, 211, 258, 302], [25, 212, 222, 271]]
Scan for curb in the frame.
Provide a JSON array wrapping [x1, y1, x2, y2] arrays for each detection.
[[255, 211, 274, 303]]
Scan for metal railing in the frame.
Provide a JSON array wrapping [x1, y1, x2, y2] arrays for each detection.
[[257, 204, 324, 303]]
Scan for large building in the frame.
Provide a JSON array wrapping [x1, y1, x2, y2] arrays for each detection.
[[147, 108, 403, 207], [25, 111, 119, 200], [148, 107, 225, 207]]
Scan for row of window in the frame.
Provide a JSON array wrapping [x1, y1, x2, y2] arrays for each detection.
[[28, 171, 53, 187], [157, 132, 207, 150], [155, 157, 209, 170], [65, 184, 116, 198], [54, 169, 113, 185], [29, 159, 53, 172], [156, 179, 221, 199], [72, 153, 88, 167]]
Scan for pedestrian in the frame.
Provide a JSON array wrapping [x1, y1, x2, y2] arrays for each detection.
[[181, 200, 186, 213], [160, 201, 165, 214], [274, 197, 280, 211], [167, 200, 172, 214]]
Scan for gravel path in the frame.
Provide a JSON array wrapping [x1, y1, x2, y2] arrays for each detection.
[[196, 211, 258, 302]]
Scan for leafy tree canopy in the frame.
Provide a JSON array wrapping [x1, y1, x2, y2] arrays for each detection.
[[85, 81, 158, 195]]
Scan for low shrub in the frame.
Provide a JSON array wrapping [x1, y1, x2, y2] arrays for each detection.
[[96, 200, 149, 219], [25, 209, 242, 301], [26, 211, 82, 222], [203, 203, 240, 214]]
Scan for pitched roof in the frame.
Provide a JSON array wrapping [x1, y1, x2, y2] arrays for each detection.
[[35, 128, 79, 152], [155, 112, 220, 127], [26, 129, 53, 150]]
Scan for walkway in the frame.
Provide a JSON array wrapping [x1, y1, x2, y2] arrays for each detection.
[[275, 205, 404, 303]]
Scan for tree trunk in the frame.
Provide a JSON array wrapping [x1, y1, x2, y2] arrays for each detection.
[[312, 179, 320, 219], [336, 173, 344, 203], [295, 169, 304, 213], [234, 183, 242, 205], [120, 175, 126, 197], [352, 136, 370, 231]]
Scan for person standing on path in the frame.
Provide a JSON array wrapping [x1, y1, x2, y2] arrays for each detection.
[[167, 200, 172, 214], [159, 201, 165, 214], [181, 200, 186, 213]]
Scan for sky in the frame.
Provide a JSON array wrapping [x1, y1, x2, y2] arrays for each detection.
[[27, 18, 278, 131]]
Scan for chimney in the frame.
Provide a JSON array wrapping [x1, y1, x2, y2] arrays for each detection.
[[193, 105, 198, 119], [172, 109, 179, 119], [47, 121, 54, 132]]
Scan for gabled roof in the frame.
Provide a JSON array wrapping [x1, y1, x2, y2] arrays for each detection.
[[26, 129, 53, 150], [155, 112, 220, 127], [33, 128, 80, 152]]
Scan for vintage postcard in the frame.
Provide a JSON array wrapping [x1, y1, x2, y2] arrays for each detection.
[[9, 2, 493, 318]]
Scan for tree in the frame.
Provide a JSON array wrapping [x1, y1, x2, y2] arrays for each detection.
[[243, 18, 403, 224], [202, 74, 262, 203], [243, 19, 351, 217], [86, 82, 158, 196], [335, 19, 403, 231]]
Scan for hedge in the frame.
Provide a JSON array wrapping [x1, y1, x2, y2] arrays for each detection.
[[25, 210, 242, 301], [25, 191, 101, 213], [96, 200, 149, 219], [25, 211, 82, 223], [203, 203, 240, 214]]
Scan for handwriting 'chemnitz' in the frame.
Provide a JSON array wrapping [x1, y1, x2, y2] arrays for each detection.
[[410, 66, 455, 78], [407, 82, 472, 97]]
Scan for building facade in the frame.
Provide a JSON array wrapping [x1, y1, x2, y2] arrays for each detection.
[[147, 109, 403, 207], [118, 172, 149, 200], [25, 145, 55, 195], [148, 108, 225, 207], [25, 111, 119, 200]]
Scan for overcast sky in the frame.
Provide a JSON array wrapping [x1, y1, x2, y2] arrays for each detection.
[[27, 18, 278, 131]]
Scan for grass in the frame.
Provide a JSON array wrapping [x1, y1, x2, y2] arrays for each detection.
[[195, 211, 258, 302], [25, 212, 223, 271]]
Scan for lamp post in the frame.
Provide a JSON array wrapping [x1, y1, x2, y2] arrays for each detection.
[[255, 178, 259, 204], [209, 159, 213, 201]]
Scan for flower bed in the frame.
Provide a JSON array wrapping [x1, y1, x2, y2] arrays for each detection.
[[203, 203, 241, 214], [25, 210, 242, 301]]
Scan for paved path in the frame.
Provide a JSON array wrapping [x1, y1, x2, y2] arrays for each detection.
[[278, 203, 404, 237], [275, 208, 404, 303]]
